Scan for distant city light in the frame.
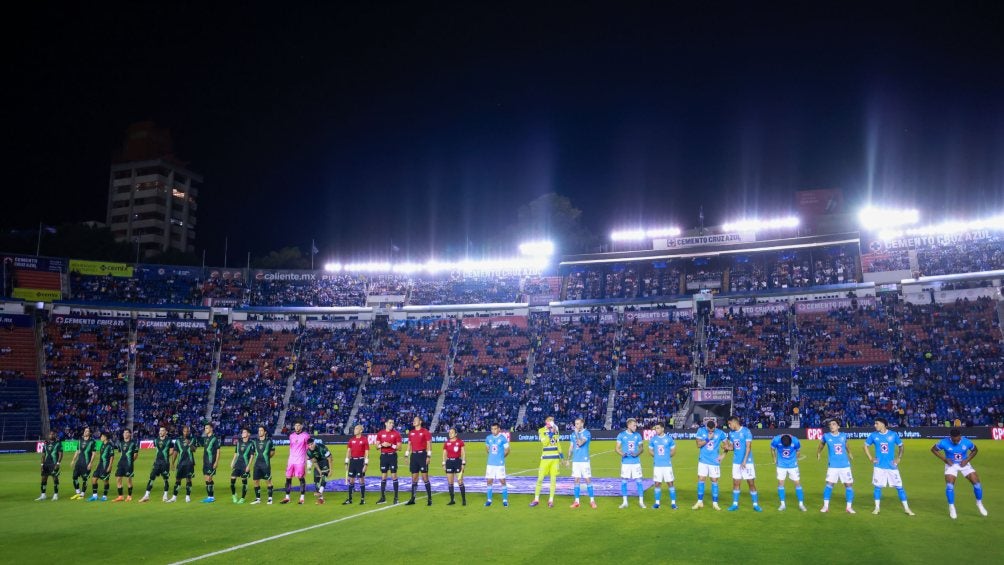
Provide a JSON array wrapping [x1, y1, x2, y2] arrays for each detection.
[[858, 207, 919, 230], [878, 214, 1004, 241], [610, 227, 681, 241], [722, 216, 800, 233], [518, 240, 555, 257]]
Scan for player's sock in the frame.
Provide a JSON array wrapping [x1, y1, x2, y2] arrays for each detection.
[[732, 490, 740, 505], [231, 479, 237, 496], [669, 487, 676, 504], [846, 487, 854, 505], [380, 479, 387, 498], [92, 484, 98, 495], [207, 481, 214, 497], [896, 487, 907, 503], [117, 486, 123, 496], [284, 478, 292, 495], [586, 484, 594, 501], [53, 478, 59, 494], [163, 480, 169, 494], [41, 482, 46, 495], [459, 483, 466, 504], [654, 488, 661, 504], [73, 478, 79, 492], [795, 486, 804, 503], [173, 482, 180, 496], [127, 486, 132, 496], [104, 483, 110, 496], [242, 479, 248, 499], [751, 491, 759, 506], [620, 480, 628, 497], [347, 483, 355, 500], [874, 486, 882, 503], [823, 484, 833, 502], [268, 486, 274, 499], [946, 483, 955, 504], [635, 479, 643, 500], [255, 486, 261, 499], [487, 485, 493, 502], [146, 480, 154, 493], [425, 481, 432, 499], [359, 482, 365, 499], [502, 485, 509, 503], [411, 482, 417, 500], [299, 478, 306, 496], [448, 483, 455, 500], [973, 483, 983, 501], [573, 484, 580, 501], [185, 481, 191, 496], [711, 483, 719, 502], [778, 487, 786, 503], [393, 479, 399, 498], [697, 481, 706, 501]]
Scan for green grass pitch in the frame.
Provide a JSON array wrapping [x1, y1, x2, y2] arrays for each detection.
[[1, 439, 999, 564]]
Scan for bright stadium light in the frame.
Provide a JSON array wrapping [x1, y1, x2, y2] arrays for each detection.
[[518, 240, 555, 257], [878, 214, 1004, 240], [610, 229, 647, 242], [858, 207, 919, 230], [344, 262, 393, 273], [323, 262, 342, 272], [722, 216, 800, 233]]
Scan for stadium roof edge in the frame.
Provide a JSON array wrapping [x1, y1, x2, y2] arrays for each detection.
[[560, 232, 861, 266]]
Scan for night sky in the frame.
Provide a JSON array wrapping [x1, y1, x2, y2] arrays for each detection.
[[7, 1, 1004, 263]]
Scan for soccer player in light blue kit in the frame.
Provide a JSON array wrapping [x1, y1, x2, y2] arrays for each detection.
[[484, 423, 510, 507], [931, 427, 988, 519], [770, 433, 806, 511], [616, 418, 646, 508], [647, 423, 677, 509], [725, 416, 761, 512], [863, 417, 914, 516], [816, 419, 855, 513], [567, 417, 596, 509], [693, 419, 726, 510]]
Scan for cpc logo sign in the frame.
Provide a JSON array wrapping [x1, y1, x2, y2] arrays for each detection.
[[806, 428, 824, 441], [992, 428, 1004, 441]]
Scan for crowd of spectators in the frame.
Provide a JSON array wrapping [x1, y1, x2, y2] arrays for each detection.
[[918, 238, 1004, 276], [250, 275, 367, 307]]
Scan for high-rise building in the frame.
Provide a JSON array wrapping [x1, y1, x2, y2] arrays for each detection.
[[106, 122, 202, 257]]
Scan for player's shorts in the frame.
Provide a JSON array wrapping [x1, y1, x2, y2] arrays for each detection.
[[115, 460, 134, 478], [653, 466, 675, 483], [202, 463, 217, 477], [776, 467, 801, 482], [313, 464, 330, 480], [253, 463, 272, 481], [150, 460, 170, 480], [825, 467, 854, 484], [732, 463, 756, 480], [73, 464, 90, 480], [621, 463, 643, 479], [697, 462, 721, 479], [380, 453, 398, 473], [93, 464, 111, 481], [410, 451, 429, 474], [42, 463, 60, 477], [286, 462, 306, 478], [176, 462, 195, 480], [570, 462, 590, 479], [483, 464, 505, 480], [231, 465, 249, 479], [444, 457, 463, 474], [944, 463, 976, 477], [347, 458, 366, 478], [872, 468, 903, 488]]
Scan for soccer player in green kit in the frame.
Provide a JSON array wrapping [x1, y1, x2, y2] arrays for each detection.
[[251, 425, 276, 505], [87, 432, 116, 501], [200, 423, 222, 503], [37, 430, 62, 501], [230, 428, 254, 504], [140, 426, 174, 503], [113, 429, 139, 502], [170, 425, 199, 503], [306, 437, 333, 504], [69, 426, 96, 499]]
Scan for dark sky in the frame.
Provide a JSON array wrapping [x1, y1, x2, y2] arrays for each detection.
[[6, 1, 1004, 263]]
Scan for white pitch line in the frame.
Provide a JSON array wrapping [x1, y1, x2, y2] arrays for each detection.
[[167, 495, 435, 565]]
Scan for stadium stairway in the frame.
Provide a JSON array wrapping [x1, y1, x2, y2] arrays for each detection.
[[343, 331, 380, 434], [273, 333, 305, 435], [429, 326, 460, 433], [125, 325, 138, 431], [203, 336, 223, 423]]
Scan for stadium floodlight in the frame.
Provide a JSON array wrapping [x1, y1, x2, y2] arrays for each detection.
[[518, 240, 555, 257], [610, 229, 648, 242], [323, 262, 342, 272], [878, 214, 1004, 240], [343, 262, 393, 273], [858, 207, 919, 230], [391, 262, 422, 274], [722, 216, 800, 233], [644, 227, 682, 238]]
